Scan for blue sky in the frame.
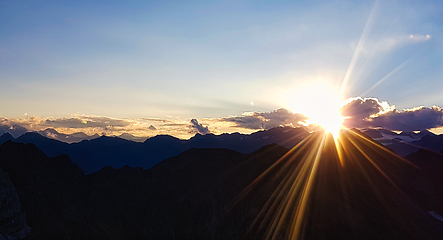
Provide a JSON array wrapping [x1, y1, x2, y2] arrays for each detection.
[[1, 0, 443, 138]]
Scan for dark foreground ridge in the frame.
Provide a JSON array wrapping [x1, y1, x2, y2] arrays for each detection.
[[0, 129, 443, 239]]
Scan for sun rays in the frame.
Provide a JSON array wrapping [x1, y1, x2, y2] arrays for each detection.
[[233, 128, 418, 240], [228, 1, 437, 239]]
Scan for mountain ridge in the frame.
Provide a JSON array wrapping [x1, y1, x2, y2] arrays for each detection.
[[7, 126, 309, 174]]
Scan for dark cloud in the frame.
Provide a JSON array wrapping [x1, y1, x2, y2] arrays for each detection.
[[341, 97, 387, 119], [44, 117, 131, 129], [367, 106, 443, 131], [341, 97, 443, 131], [222, 108, 308, 130], [190, 119, 210, 135]]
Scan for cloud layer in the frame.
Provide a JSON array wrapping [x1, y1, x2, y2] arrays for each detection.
[[1, 97, 442, 141], [341, 97, 443, 131]]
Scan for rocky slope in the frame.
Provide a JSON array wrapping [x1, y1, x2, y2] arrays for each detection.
[[0, 167, 30, 239]]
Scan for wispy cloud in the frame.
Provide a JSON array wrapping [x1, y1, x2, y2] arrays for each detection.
[[409, 34, 431, 42], [376, 34, 432, 52]]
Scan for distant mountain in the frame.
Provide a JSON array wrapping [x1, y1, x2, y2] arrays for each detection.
[[0, 132, 15, 145], [362, 128, 383, 138], [412, 134, 443, 153], [116, 133, 149, 142], [186, 126, 309, 152], [362, 128, 435, 142], [382, 139, 422, 157], [12, 126, 309, 174], [362, 128, 439, 157], [400, 129, 436, 139], [38, 128, 99, 143], [2, 130, 443, 239], [15, 132, 70, 157], [0, 125, 27, 138]]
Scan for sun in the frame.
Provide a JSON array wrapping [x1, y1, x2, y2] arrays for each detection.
[[284, 79, 345, 139], [311, 110, 344, 140]]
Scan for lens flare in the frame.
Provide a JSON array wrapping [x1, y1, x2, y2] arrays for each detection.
[[232, 129, 418, 240], [284, 79, 345, 139]]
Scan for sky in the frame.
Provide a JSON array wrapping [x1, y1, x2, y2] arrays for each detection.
[[1, 0, 443, 139]]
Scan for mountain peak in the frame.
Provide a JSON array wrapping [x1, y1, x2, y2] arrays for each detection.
[[0, 132, 15, 145], [0, 132, 14, 138]]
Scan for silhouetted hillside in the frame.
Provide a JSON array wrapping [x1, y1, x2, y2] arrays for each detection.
[[2, 129, 443, 239], [224, 130, 443, 239], [0, 140, 286, 239], [0, 166, 29, 239]]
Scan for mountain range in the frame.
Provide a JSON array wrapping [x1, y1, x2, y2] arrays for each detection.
[[0, 126, 309, 174], [1, 129, 443, 239], [362, 128, 443, 157]]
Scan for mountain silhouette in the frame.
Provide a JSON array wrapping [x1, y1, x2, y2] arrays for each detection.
[[116, 133, 149, 142], [362, 129, 437, 157], [0, 125, 27, 138], [0, 140, 287, 239], [412, 134, 443, 153], [0, 132, 15, 145], [13, 126, 309, 174], [38, 128, 99, 143], [1, 128, 443, 239]]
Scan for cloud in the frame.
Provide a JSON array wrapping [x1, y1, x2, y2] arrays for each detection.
[[0, 115, 165, 139], [44, 116, 131, 129], [190, 119, 210, 135], [340, 97, 394, 127], [222, 108, 308, 130], [409, 34, 431, 42], [376, 34, 431, 52], [367, 106, 443, 131], [341, 97, 443, 131], [1, 100, 442, 141]]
